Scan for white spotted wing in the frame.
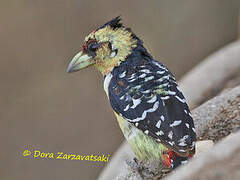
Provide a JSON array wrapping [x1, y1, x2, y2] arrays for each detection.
[[108, 59, 196, 156]]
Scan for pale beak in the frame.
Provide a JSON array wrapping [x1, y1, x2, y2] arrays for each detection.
[[67, 51, 94, 73]]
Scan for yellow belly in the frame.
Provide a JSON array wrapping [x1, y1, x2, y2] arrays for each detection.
[[114, 112, 168, 162]]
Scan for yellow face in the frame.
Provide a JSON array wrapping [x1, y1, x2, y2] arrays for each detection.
[[67, 24, 138, 75]]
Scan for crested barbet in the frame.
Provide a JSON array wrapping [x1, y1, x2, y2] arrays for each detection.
[[67, 17, 196, 169]]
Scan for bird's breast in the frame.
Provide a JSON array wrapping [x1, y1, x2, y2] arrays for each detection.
[[114, 112, 168, 162]]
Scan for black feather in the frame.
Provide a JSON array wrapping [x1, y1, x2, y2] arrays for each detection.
[[97, 17, 143, 44], [97, 16, 123, 30]]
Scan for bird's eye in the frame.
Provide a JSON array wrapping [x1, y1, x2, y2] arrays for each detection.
[[87, 40, 99, 52]]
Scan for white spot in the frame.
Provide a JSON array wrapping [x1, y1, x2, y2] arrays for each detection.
[[104, 73, 113, 97], [157, 82, 169, 89], [179, 149, 186, 152], [153, 61, 161, 67], [178, 135, 189, 146], [147, 95, 157, 103], [181, 160, 188, 165], [156, 139, 161, 142], [161, 96, 170, 100], [192, 141, 196, 147], [144, 130, 149, 135], [175, 95, 186, 103], [128, 101, 159, 122], [139, 73, 147, 78], [156, 76, 169, 83], [120, 95, 125, 100], [168, 131, 173, 139], [185, 123, 190, 128], [128, 74, 136, 80], [176, 86, 181, 92], [156, 131, 164, 136], [184, 109, 188, 114], [162, 101, 165, 106], [168, 90, 176, 95], [170, 120, 182, 127], [153, 61, 167, 70], [142, 89, 150, 93], [156, 120, 161, 128], [128, 78, 136, 82], [156, 70, 165, 74], [135, 85, 141, 89], [160, 115, 165, 121], [189, 112, 192, 117], [168, 141, 174, 146], [144, 76, 154, 82], [125, 95, 131, 101], [192, 127, 196, 133], [124, 104, 130, 111], [119, 71, 126, 78], [110, 43, 117, 51], [140, 69, 151, 73], [135, 123, 139, 127], [130, 98, 141, 109], [178, 142, 187, 146], [110, 51, 117, 58]]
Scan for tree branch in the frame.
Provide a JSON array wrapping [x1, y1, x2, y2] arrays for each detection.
[[180, 40, 240, 109]]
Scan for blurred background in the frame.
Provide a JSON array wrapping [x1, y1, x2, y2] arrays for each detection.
[[1, 0, 240, 179]]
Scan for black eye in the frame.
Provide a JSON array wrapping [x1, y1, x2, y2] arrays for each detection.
[[88, 41, 99, 52]]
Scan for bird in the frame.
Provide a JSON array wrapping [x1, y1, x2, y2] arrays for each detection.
[[67, 17, 196, 170]]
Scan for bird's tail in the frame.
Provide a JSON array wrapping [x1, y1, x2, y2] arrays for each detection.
[[172, 155, 189, 169], [164, 149, 192, 169]]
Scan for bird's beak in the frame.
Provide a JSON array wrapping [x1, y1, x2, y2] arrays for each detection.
[[67, 51, 94, 73]]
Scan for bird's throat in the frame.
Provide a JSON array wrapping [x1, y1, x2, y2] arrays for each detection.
[[94, 57, 121, 75]]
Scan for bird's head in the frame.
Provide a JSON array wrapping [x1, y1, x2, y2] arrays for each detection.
[[67, 17, 140, 75]]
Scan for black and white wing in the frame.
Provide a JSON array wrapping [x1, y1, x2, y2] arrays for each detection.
[[108, 59, 196, 156]]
